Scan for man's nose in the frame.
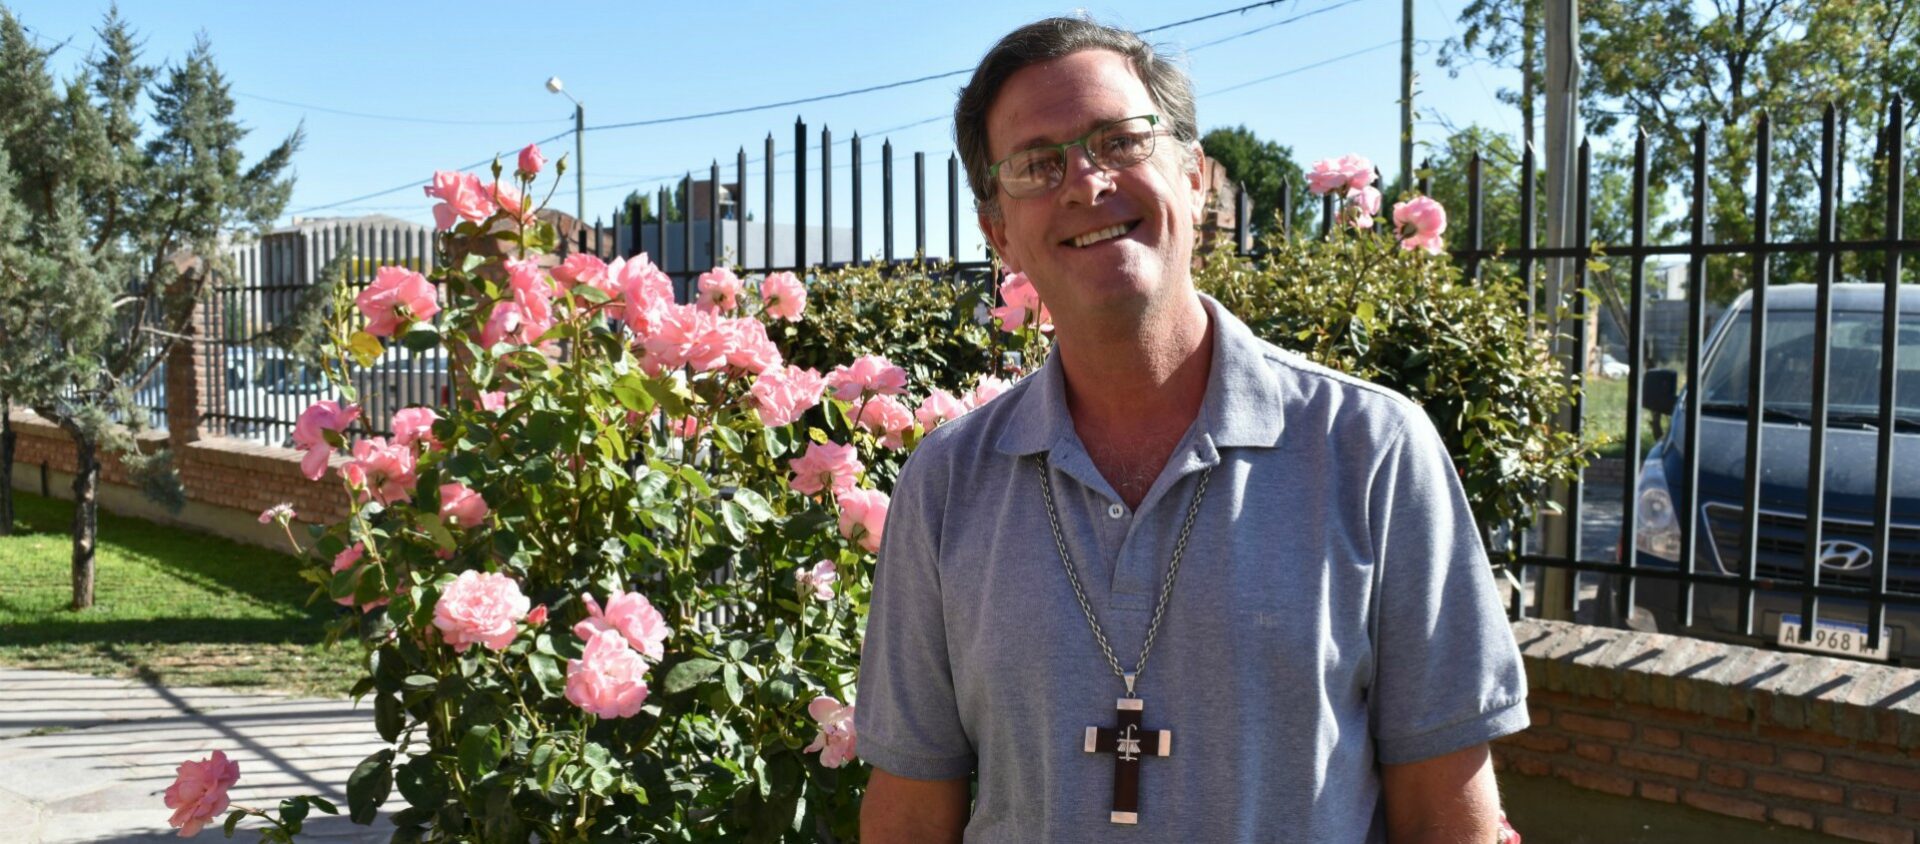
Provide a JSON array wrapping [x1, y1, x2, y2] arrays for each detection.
[[1056, 144, 1114, 205]]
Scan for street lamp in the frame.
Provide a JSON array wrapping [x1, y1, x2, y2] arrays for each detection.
[[547, 76, 585, 243]]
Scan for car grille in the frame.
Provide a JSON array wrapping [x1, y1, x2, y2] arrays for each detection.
[[1702, 503, 1920, 594]]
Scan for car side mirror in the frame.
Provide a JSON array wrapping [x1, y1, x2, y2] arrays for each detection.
[[1644, 369, 1678, 417]]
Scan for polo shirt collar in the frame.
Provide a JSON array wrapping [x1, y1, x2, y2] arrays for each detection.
[[993, 294, 1286, 457]]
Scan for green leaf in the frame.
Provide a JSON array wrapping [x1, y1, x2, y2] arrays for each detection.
[[711, 423, 744, 454], [722, 663, 743, 706], [401, 674, 438, 692], [223, 810, 246, 837], [458, 724, 504, 782], [527, 652, 563, 693], [611, 374, 654, 414], [346, 749, 394, 825], [373, 692, 404, 743], [278, 797, 310, 826], [305, 796, 338, 815], [660, 657, 724, 695], [400, 324, 441, 352], [643, 376, 698, 418], [572, 283, 612, 305]]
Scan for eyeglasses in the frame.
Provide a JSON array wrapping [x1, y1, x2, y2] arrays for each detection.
[[988, 114, 1162, 200]]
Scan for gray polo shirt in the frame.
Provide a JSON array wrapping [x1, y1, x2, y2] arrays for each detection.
[[856, 295, 1528, 842]]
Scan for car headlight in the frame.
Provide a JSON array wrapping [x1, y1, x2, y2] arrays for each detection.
[[1634, 457, 1683, 560]]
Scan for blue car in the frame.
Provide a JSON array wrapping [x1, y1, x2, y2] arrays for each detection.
[[1618, 283, 1920, 664]]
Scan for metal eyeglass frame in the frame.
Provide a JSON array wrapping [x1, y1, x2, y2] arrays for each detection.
[[988, 114, 1163, 200]]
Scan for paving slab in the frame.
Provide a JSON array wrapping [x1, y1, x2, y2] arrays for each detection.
[[0, 669, 390, 843]]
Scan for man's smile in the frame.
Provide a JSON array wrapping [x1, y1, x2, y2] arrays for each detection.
[[1063, 219, 1141, 249]]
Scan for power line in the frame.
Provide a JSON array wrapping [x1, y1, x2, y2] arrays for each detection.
[[238, 93, 572, 127], [1199, 39, 1401, 97], [1185, 0, 1362, 51], [287, 128, 573, 216], [579, 0, 1347, 134]]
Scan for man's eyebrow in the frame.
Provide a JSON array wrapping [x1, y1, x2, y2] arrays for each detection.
[[1006, 116, 1129, 155]]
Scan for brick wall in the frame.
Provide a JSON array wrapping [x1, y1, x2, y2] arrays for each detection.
[[1498, 619, 1920, 844], [8, 410, 350, 548]]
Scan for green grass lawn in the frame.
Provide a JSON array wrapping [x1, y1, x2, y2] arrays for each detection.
[[0, 492, 365, 697], [1582, 376, 1663, 461]]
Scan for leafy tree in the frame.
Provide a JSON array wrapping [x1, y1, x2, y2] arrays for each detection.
[[1444, 0, 1920, 300], [0, 7, 300, 608], [1200, 125, 1315, 237]]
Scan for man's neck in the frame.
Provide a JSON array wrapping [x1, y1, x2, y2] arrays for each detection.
[[1056, 292, 1214, 454]]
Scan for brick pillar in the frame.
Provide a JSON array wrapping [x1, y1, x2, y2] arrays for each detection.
[[166, 266, 228, 447]]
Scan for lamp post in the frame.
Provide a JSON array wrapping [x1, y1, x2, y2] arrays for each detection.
[[546, 76, 585, 244]]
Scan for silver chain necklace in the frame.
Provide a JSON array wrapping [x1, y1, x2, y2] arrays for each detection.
[[1034, 455, 1214, 697]]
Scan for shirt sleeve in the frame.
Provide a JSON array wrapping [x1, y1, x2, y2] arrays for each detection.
[[1366, 407, 1530, 765], [854, 448, 977, 780]]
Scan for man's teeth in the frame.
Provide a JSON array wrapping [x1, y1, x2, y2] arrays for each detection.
[[1071, 224, 1130, 248]]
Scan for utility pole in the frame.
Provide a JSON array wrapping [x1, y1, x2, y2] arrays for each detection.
[[1400, 0, 1415, 194], [1538, 0, 1582, 619]]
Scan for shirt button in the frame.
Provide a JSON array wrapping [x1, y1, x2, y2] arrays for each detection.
[[1107, 503, 1126, 519]]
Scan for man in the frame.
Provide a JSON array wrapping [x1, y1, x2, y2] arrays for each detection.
[[856, 16, 1527, 843]]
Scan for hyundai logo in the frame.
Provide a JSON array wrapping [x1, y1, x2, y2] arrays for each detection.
[[1817, 539, 1874, 571]]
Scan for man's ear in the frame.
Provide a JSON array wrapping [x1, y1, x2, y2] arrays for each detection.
[[979, 209, 1020, 273], [1187, 143, 1207, 225]]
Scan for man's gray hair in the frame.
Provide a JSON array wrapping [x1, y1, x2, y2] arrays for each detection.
[[955, 16, 1199, 218]]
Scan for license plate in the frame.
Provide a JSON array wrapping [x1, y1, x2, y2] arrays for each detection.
[[1777, 614, 1892, 661]]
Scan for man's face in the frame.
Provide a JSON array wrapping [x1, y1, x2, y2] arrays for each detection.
[[977, 49, 1205, 326]]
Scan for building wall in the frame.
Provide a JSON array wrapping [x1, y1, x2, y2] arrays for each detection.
[[1497, 619, 1920, 843]]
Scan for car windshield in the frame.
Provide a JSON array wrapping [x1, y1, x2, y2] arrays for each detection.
[[1700, 310, 1920, 422]]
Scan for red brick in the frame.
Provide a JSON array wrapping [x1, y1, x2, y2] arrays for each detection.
[[1640, 725, 1681, 748], [1821, 817, 1916, 844], [1780, 749, 1826, 773], [1682, 789, 1768, 822], [1753, 772, 1844, 804], [1902, 794, 1920, 822], [1616, 748, 1701, 780], [1526, 704, 1552, 727], [1559, 712, 1634, 742], [1574, 741, 1613, 763], [1704, 764, 1746, 789], [1760, 724, 1852, 748], [1685, 733, 1775, 765], [1770, 807, 1816, 830], [1640, 782, 1678, 803], [1510, 753, 1550, 777], [1499, 730, 1570, 754], [1832, 757, 1920, 792], [1555, 764, 1635, 797], [1851, 789, 1898, 814]]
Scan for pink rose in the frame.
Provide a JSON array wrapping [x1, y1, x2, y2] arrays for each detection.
[[343, 437, 417, 505], [965, 376, 1013, 409], [1393, 196, 1448, 255], [748, 365, 827, 428], [1306, 157, 1351, 196], [491, 179, 530, 223], [642, 304, 729, 373], [257, 502, 294, 525], [479, 391, 508, 412], [613, 253, 673, 335], [759, 271, 806, 321], [390, 407, 440, 450], [722, 317, 783, 374], [803, 695, 857, 768], [432, 570, 530, 653], [482, 300, 555, 350], [355, 266, 440, 338], [915, 388, 969, 431], [554, 254, 617, 304], [1336, 153, 1377, 190], [990, 271, 1052, 333], [835, 488, 890, 553], [163, 750, 240, 837], [696, 266, 744, 313], [438, 482, 490, 528], [1345, 185, 1382, 230], [423, 170, 497, 230], [573, 589, 671, 661], [855, 393, 915, 449], [825, 355, 908, 401], [565, 630, 651, 719], [788, 441, 862, 497], [293, 401, 360, 481], [516, 143, 545, 178], [794, 560, 839, 601], [526, 604, 549, 627]]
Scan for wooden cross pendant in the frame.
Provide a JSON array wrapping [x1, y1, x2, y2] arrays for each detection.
[[1083, 697, 1172, 825]]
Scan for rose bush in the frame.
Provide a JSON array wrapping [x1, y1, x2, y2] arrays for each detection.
[[180, 146, 1051, 842]]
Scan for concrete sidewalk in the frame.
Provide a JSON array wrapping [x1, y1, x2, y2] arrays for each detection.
[[0, 668, 390, 843]]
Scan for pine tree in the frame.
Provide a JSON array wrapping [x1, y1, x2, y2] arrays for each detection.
[[0, 6, 301, 608]]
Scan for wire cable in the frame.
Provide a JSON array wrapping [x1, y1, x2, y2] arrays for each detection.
[[238, 92, 572, 127], [1198, 39, 1400, 97], [287, 128, 572, 216]]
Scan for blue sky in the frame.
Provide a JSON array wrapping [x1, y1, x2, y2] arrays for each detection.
[[11, 0, 1519, 263]]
